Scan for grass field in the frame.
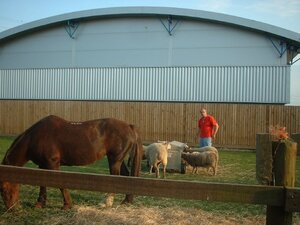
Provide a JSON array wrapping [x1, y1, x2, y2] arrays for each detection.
[[0, 136, 299, 225]]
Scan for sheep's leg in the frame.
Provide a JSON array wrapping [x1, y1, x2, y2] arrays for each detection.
[[155, 164, 160, 178], [213, 166, 217, 176], [206, 167, 210, 173], [104, 193, 115, 207], [194, 167, 198, 174], [214, 159, 218, 175], [149, 165, 153, 174], [192, 166, 197, 174], [162, 164, 166, 179]]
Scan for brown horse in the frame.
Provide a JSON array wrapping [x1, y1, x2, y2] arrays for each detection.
[[0, 115, 142, 210]]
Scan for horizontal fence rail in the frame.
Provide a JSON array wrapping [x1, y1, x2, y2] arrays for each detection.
[[0, 165, 299, 212]]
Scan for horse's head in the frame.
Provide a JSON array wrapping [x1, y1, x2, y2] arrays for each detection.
[[0, 181, 19, 210]]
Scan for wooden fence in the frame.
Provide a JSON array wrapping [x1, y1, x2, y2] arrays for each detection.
[[0, 165, 299, 225], [1, 100, 300, 148]]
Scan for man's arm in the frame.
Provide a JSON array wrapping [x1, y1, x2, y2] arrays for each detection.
[[212, 123, 219, 139]]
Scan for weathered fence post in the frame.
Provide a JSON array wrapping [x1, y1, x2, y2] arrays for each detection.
[[256, 134, 273, 185], [256, 134, 298, 225], [291, 133, 300, 155]]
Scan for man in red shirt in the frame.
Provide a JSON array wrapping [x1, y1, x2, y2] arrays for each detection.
[[198, 108, 219, 147]]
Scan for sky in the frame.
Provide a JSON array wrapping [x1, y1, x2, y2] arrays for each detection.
[[0, 0, 300, 105]]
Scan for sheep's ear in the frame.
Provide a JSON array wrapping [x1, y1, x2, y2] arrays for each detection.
[[158, 140, 167, 144]]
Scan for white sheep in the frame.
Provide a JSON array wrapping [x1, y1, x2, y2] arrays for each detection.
[[188, 146, 218, 154], [169, 141, 190, 152], [181, 150, 218, 175], [144, 142, 171, 178]]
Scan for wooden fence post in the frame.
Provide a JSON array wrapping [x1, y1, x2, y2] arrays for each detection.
[[291, 133, 300, 155], [265, 139, 297, 225], [256, 133, 273, 185]]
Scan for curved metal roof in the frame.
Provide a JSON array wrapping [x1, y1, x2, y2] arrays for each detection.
[[0, 6, 300, 48]]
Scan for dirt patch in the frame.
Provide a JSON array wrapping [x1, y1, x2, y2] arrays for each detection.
[[48, 205, 266, 225]]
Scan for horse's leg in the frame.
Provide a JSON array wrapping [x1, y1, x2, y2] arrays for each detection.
[[102, 157, 122, 207], [37, 186, 72, 210], [60, 188, 72, 210], [120, 161, 134, 204], [38, 156, 72, 210], [35, 186, 47, 208], [120, 161, 130, 176], [48, 157, 73, 210], [52, 163, 72, 209], [36, 183, 72, 210], [33, 164, 48, 208], [106, 159, 133, 206], [124, 140, 142, 205]]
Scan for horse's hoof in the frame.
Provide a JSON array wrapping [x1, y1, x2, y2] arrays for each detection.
[[99, 203, 114, 208], [62, 204, 72, 210], [35, 202, 44, 209], [5, 206, 17, 212], [99, 203, 107, 208], [121, 199, 132, 205]]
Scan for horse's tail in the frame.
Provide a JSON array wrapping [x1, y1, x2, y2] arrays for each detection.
[[129, 125, 142, 177]]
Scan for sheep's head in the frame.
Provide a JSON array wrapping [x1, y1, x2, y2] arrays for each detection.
[[166, 143, 171, 151], [157, 141, 172, 151], [183, 143, 190, 151], [181, 152, 189, 160]]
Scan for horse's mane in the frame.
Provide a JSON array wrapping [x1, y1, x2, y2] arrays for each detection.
[[2, 115, 58, 164], [2, 132, 25, 164]]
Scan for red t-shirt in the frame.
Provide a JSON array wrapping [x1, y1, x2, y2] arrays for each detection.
[[198, 115, 218, 138]]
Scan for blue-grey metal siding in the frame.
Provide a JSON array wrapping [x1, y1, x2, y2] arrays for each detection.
[[0, 66, 290, 103]]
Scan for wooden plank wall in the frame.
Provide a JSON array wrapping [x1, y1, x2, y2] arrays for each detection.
[[0, 100, 300, 149]]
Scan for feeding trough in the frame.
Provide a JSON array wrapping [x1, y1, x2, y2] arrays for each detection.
[[166, 141, 188, 174]]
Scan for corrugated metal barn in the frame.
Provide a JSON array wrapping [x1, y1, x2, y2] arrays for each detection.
[[0, 7, 300, 148]]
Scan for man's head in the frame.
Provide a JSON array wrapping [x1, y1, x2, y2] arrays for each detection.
[[200, 108, 207, 117]]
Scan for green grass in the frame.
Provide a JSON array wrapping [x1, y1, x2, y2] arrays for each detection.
[[0, 136, 299, 224]]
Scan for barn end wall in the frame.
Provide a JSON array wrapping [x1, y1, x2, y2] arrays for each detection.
[[0, 17, 288, 69], [1, 8, 298, 148], [0, 11, 294, 105], [1, 100, 299, 149]]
